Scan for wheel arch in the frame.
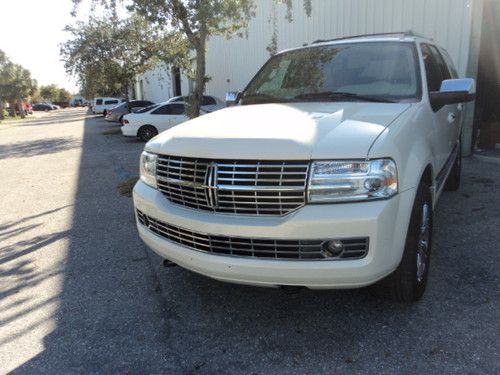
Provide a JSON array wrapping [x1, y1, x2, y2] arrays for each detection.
[[420, 163, 435, 208], [136, 124, 158, 137]]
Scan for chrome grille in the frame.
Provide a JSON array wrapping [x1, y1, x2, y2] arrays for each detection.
[[137, 210, 369, 260], [156, 155, 309, 215]]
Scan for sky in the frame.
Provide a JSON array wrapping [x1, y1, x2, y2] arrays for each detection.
[[0, 0, 94, 94]]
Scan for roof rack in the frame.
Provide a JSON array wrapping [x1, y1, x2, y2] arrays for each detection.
[[312, 30, 430, 45]]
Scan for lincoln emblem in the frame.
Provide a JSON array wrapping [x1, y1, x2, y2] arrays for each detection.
[[204, 162, 219, 209]]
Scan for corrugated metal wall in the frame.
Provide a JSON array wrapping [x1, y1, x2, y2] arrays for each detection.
[[205, 0, 481, 100], [135, 63, 190, 103]]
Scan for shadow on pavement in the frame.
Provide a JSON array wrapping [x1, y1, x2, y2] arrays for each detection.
[[0, 138, 81, 159], [0, 110, 93, 128], [11, 114, 174, 373]]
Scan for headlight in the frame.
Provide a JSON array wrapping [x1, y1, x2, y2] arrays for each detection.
[[308, 159, 398, 203], [140, 151, 157, 188]]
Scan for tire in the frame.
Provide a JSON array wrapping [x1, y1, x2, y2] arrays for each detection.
[[444, 142, 461, 191], [372, 179, 433, 302], [119, 115, 124, 124], [138, 125, 158, 142]]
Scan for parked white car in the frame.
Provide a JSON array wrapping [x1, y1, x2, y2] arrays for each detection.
[[133, 32, 475, 302], [121, 96, 223, 142], [121, 102, 189, 142], [92, 97, 124, 116]]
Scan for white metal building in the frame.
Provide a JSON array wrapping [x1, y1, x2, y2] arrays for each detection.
[[136, 0, 486, 152], [133, 62, 190, 103], [205, 0, 483, 97]]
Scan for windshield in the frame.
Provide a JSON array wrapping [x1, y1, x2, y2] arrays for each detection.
[[243, 42, 421, 104], [136, 104, 159, 113]]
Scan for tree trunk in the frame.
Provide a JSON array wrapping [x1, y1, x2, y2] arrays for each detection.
[[191, 32, 206, 118], [8, 101, 16, 117], [18, 100, 25, 119], [124, 83, 130, 110], [0, 101, 4, 120]]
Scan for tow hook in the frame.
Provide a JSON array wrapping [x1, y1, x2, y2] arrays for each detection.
[[163, 259, 177, 268], [279, 285, 305, 294]]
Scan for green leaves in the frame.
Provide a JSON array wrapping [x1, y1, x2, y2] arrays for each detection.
[[36, 84, 71, 103], [68, 0, 311, 117], [0, 51, 37, 103], [39, 84, 59, 102], [61, 13, 171, 99]]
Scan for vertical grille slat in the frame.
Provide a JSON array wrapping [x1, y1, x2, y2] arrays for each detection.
[[156, 155, 308, 216]]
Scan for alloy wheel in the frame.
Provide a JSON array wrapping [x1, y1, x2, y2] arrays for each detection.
[[416, 203, 430, 283]]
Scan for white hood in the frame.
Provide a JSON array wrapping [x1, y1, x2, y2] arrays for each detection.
[[146, 102, 411, 160]]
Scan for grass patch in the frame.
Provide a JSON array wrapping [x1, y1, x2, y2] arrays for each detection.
[[101, 127, 122, 135], [117, 177, 139, 197], [0, 115, 36, 124]]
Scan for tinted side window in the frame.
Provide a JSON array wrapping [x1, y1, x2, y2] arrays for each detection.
[[137, 104, 159, 113], [151, 105, 172, 115], [421, 44, 443, 92], [130, 101, 143, 108], [105, 100, 118, 105], [170, 103, 185, 115], [96, 99, 103, 105], [202, 96, 216, 105], [440, 49, 458, 78], [429, 45, 451, 83]]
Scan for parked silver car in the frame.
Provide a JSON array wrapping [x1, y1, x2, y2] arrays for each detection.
[[105, 100, 155, 123], [166, 95, 225, 112]]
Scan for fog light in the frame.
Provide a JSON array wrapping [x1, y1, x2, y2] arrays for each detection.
[[323, 240, 344, 257]]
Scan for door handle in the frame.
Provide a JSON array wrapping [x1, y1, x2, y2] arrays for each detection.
[[447, 112, 456, 123]]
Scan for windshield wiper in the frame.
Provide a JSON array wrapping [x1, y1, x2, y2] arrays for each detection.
[[294, 91, 396, 103], [241, 93, 291, 104]]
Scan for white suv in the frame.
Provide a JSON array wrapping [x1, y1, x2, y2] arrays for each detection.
[[133, 32, 475, 302]]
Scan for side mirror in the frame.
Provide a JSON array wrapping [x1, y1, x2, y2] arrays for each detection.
[[225, 91, 242, 107], [429, 78, 476, 111]]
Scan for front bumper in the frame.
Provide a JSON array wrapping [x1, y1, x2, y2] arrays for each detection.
[[133, 181, 416, 289]]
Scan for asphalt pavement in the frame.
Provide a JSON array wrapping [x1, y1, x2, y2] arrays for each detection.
[[0, 108, 498, 374]]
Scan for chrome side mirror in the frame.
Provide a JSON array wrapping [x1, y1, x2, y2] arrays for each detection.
[[440, 78, 475, 94], [429, 78, 476, 111], [225, 91, 241, 107]]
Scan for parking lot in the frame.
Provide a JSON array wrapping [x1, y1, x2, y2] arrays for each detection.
[[0, 108, 498, 374]]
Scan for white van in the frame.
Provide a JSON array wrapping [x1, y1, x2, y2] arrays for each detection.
[[92, 97, 124, 116]]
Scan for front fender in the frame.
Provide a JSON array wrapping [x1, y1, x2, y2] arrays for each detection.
[[368, 106, 437, 196]]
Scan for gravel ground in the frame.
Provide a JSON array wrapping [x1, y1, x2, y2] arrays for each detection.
[[0, 109, 498, 374]]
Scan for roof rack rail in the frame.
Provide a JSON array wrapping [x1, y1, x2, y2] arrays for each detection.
[[312, 30, 430, 44]]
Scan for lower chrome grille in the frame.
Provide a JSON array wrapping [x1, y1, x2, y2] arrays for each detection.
[[137, 210, 369, 260], [156, 155, 309, 216]]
